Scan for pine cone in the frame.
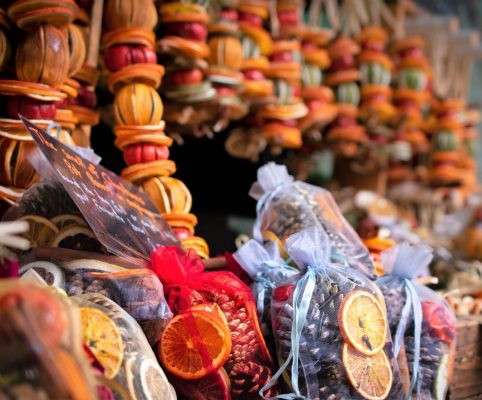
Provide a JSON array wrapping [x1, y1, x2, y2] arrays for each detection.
[[229, 361, 278, 399]]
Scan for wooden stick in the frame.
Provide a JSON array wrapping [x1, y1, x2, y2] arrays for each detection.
[[204, 256, 227, 270], [86, 0, 103, 67]]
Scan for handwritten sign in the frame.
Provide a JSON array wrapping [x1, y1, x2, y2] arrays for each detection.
[[22, 116, 179, 262]]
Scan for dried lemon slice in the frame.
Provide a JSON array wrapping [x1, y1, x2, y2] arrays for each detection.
[[342, 343, 393, 400], [80, 307, 124, 379], [19, 215, 59, 246], [338, 290, 387, 355]]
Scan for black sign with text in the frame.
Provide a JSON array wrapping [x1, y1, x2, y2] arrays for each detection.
[[22, 116, 179, 263]]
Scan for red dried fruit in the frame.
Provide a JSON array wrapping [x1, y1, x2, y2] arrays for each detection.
[[422, 301, 456, 344]]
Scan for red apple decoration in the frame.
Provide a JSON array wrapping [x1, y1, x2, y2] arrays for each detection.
[[330, 55, 356, 71], [104, 45, 157, 72], [7, 96, 56, 120], [167, 22, 208, 41], [239, 12, 262, 27], [169, 68, 203, 85], [220, 8, 238, 22], [75, 87, 97, 109], [244, 69, 265, 80], [123, 143, 170, 165], [270, 51, 294, 63], [277, 10, 298, 25]]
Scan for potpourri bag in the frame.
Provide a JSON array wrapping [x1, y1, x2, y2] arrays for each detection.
[[150, 246, 278, 399], [250, 162, 375, 278], [376, 243, 456, 400], [264, 227, 404, 400], [19, 251, 172, 345], [234, 238, 298, 335], [72, 292, 176, 400], [0, 280, 98, 400]]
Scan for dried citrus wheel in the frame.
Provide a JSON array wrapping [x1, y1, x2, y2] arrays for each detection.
[[19, 215, 59, 246], [49, 225, 101, 251], [159, 306, 232, 380], [338, 290, 387, 355], [342, 343, 393, 400], [51, 214, 88, 229], [80, 307, 124, 379]]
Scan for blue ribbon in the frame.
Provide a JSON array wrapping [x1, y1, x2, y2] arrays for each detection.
[[259, 267, 316, 400], [47, 121, 62, 140], [380, 276, 422, 399]]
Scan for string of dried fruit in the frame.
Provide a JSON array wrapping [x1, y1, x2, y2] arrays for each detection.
[[257, 0, 308, 153], [206, 1, 247, 131], [66, 1, 100, 148], [458, 106, 480, 193], [0, 1, 82, 205], [103, 0, 209, 259], [157, 1, 217, 138], [325, 36, 367, 158], [224, 0, 273, 161], [299, 27, 337, 139], [428, 98, 464, 187], [357, 26, 396, 130], [388, 36, 432, 187]]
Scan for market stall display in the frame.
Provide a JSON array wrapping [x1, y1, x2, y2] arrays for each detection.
[[0, 1, 481, 399]]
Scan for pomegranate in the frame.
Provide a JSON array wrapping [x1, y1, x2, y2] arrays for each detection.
[[123, 143, 169, 165], [168, 22, 208, 41], [244, 69, 264, 81], [239, 12, 262, 27], [330, 54, 356, 71], [169, 68, 203, 85]]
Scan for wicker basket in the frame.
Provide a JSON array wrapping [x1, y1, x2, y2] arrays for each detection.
[[449, 315, 482, 399]]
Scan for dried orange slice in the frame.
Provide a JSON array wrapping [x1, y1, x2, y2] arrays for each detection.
[[51, 214, 88, 229], [338, 290, 387, 355], [159, 306, 232, 380], [49, 225, 100, 251], [80, 307, 124, 379], [19, 215, 59, 246], [342, 343, 393, 400]]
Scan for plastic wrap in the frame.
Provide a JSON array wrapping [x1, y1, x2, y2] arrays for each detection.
[[0, 280, 98, 399], [72, 293, 176, 400], [19, 251, 172, 345], [377, 243, 456, 399], [234, 238, 298, 335], [263, 227, 404, 400], [250, 162, 375, 278], [150, 246, 278, 399]]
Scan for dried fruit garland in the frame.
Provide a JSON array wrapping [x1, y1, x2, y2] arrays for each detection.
[[157, 1, 217, 137], [103, 0, 208, 259], [0, 1, 91, 205], [325, 36, 367, 158]]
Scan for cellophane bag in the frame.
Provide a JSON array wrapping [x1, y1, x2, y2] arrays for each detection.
[[376, 243, 456, 400], [0, 279, 98, 399], [250, 162, 375, 278], [265, 227, 404, 400], [234, 238, 298, 335], [19, 250, 172, 345], [72, 293, 176, 400], [150, 246, 279, 399]]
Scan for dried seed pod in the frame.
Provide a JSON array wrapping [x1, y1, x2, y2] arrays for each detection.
[[0, 137, 37, 189], [66, 23, 86, 77], [16, 24, 69, 87], [104, 0, 157, 31], [113, 83, 163, 125]]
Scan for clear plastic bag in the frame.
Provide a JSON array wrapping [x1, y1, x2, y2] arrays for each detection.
[[250, 162, 375, 278], [0, 279, 98, 399], [150, 246, 278, 399], [377, 243, 456, 400], [72, 292, 176, 400], [234, 238, 298, 335], [19, 249, 172, 345], [264, 227, 404, 400]]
